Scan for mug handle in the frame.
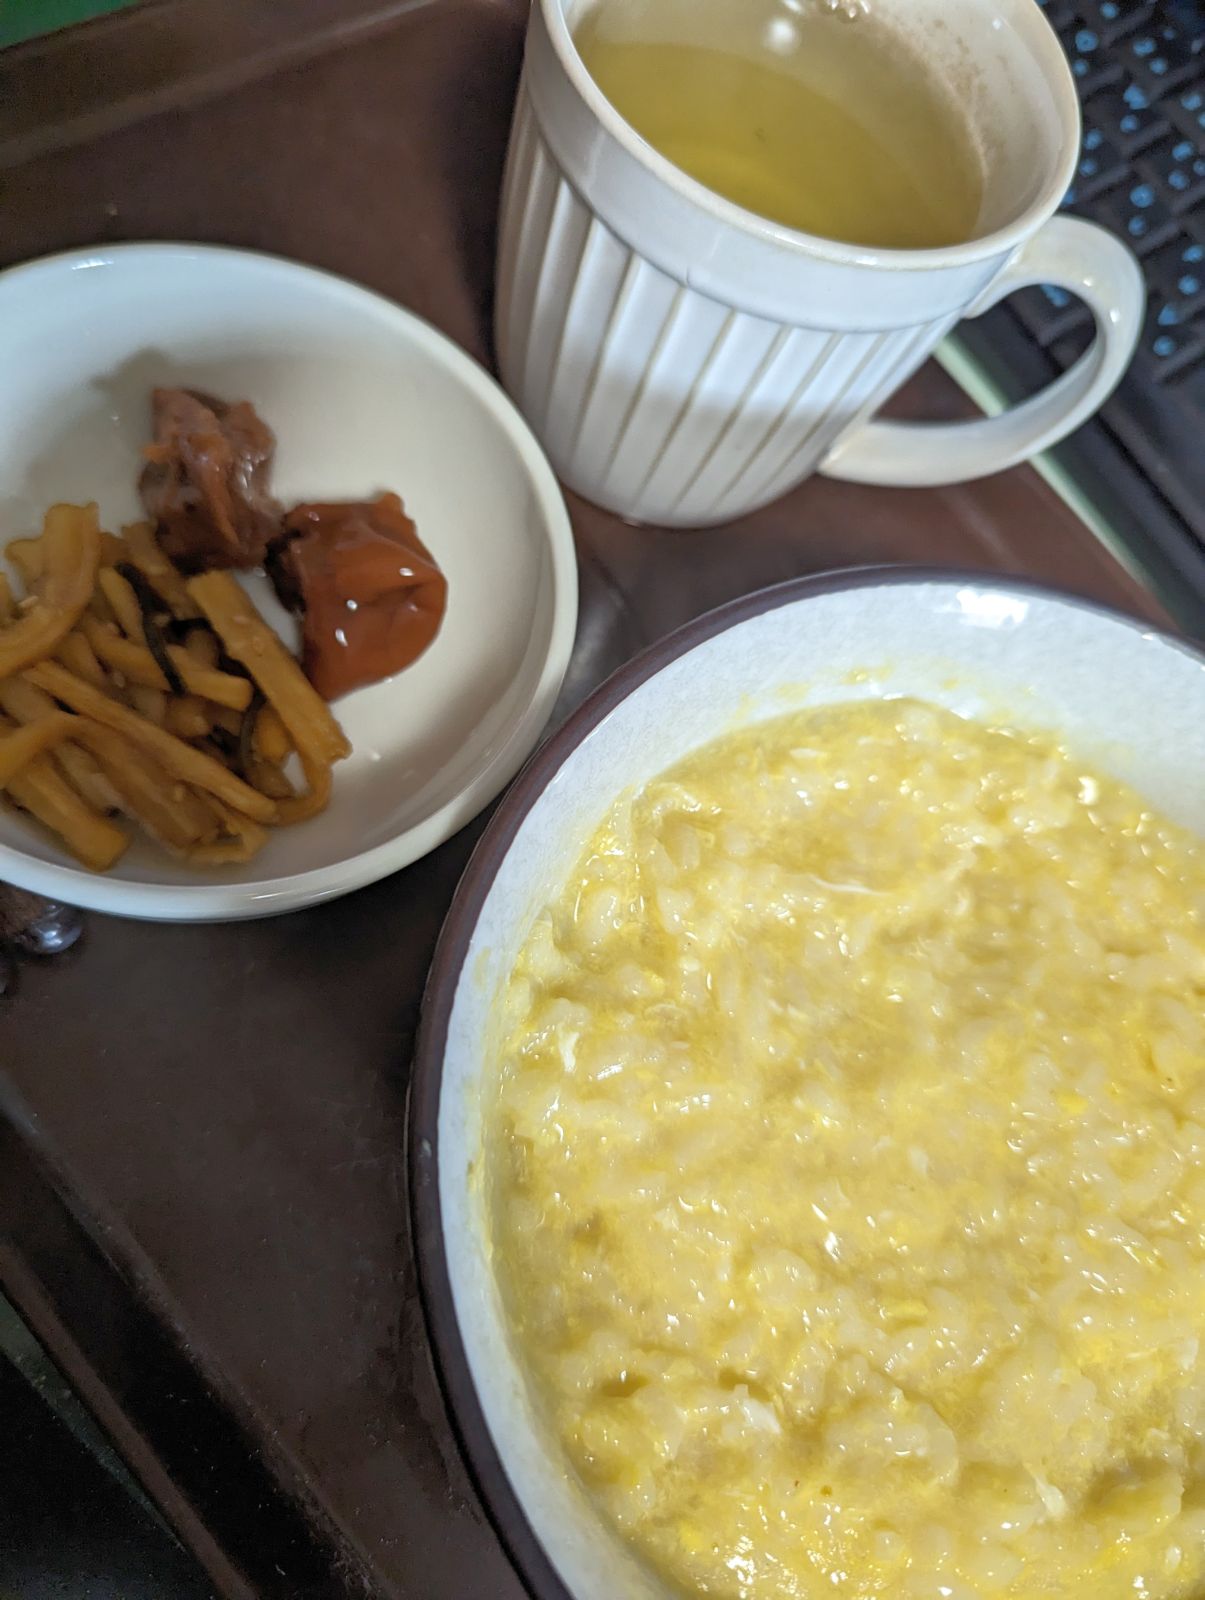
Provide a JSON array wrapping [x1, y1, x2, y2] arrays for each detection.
[[818, 216, 1144, 487]]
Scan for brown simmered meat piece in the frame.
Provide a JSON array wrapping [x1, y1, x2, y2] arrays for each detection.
[[270, 493, 447, 702], [139, 388, 280, 571]]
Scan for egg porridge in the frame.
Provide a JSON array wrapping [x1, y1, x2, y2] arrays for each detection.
[[487, 698, 1205, 1600]]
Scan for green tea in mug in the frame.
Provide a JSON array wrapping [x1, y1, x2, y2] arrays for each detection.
[[574, 0, 984, 250]]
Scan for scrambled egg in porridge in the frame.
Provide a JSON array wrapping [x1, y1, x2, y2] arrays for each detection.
[[489, 700, 1205, 1600]]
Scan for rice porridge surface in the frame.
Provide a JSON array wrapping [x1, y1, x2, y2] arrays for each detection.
[[488, 699, 1205, 1599]]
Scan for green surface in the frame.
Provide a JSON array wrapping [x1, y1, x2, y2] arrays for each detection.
[[0, 0, 138, 49]]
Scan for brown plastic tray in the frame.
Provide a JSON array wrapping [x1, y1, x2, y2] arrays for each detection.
[[0, 4, 1173, 1597]]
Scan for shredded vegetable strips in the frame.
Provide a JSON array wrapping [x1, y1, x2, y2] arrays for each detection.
[[0, 504, 102, 677], [187, 571, 350, 767], [188, 569, 349, 825], [23, 660, 276, 823], [0, 499, 355, 871], [0, 713, 88, 787]]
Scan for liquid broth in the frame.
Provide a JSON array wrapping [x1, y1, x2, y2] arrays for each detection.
[[574, 0, 984, 249]]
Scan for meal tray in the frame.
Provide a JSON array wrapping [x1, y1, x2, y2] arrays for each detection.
[[0, 3, 1170, 1594]]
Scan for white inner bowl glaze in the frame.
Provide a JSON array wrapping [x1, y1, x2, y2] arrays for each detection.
[[0, 244, 577, 920], [427, 575, 1205, 1600]]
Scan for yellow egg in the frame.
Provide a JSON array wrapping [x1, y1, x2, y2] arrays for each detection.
[[490, 700, 1205, 1600]]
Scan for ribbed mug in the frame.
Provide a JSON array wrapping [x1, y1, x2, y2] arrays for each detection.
[[495, 0, 1143, 526]]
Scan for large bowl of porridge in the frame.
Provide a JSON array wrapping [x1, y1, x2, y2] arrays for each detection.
[[409, 571, 1205, 1600]]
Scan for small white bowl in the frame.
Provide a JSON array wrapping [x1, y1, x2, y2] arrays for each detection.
[[411, 572, 1205, 1600], [0, 243, 577, 920]]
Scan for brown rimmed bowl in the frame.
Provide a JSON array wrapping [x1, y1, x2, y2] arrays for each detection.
[[409, 568, 1205, 1600]]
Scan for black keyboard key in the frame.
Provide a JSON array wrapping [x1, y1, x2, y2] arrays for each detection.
[[1147, 237, 1205, 319], [1140, 136, 1205, 211], [1144, 300, 1205, 380], [1170, 355, 1205, 407], [1011, 283, 1093, 346], [1088, 83, 1170, 154], [1148, 298, 1205, 371], [1063, 22, 1124, 94], [1168, 86, 1205, 144], [1073, 127, 1129, 198], [1090, 180, 1180, 252], [1153, 19, 1205, 87], [1127, 22, 1205, 98], [1081, 0, 1156, 45]]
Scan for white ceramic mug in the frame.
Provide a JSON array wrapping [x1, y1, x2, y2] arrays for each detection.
[[494, 0, 1144, 526]]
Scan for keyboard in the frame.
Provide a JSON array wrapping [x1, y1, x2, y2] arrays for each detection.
[[955, 0, 1205, 627]]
